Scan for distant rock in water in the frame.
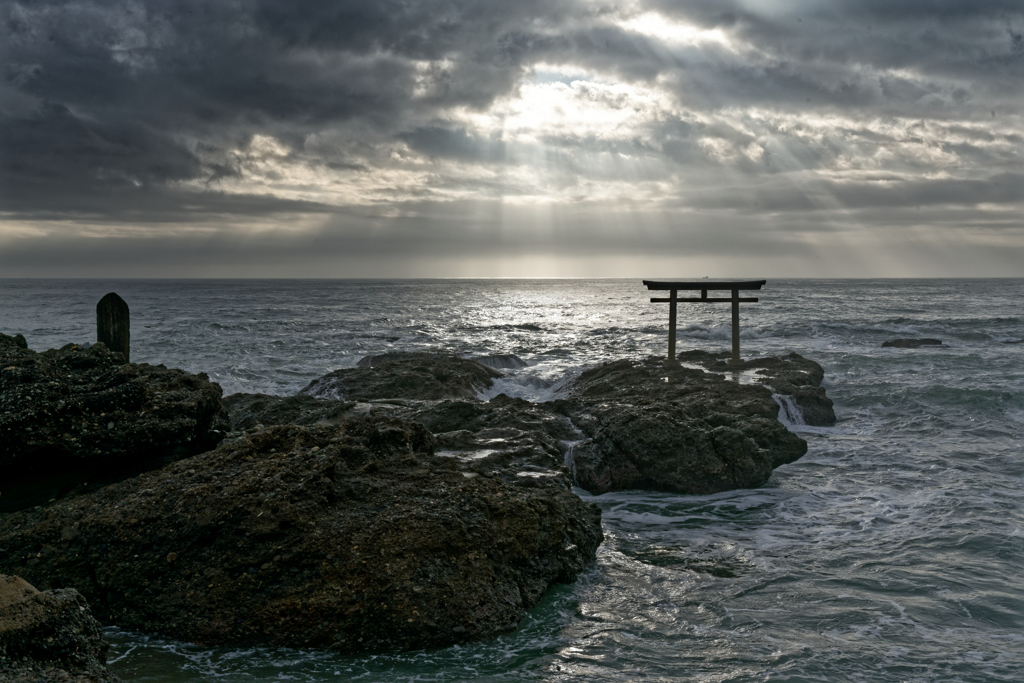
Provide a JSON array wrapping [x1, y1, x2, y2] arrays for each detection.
[[0, 417, 602, 653], [881, 338, 945, 348], [0, 334, 229, 512], [474, 353, 529, 370], [301, 352, 501, 401], [0, 574, 119, 682]]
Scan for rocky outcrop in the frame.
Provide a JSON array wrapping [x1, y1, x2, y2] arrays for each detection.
[[0, 343, 833, 653], [222, 393, 355, 431], [224, 391, 584, 488], [564, 357, 810, 495], [0, 416, 602, 653], [676, 350, 836, 427], [233, 350, 828, 497], [0, 575, 118, 682], [0, 336, 230, 512], [299, 352, 502, 402], [881, 338, 944, 348], [2, 334, 28, 351], [383, 394, 582, 482]]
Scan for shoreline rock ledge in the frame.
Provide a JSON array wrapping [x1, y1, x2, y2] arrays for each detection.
[[232, 350, 836, 498], [0, 416, 602, 653], [0, 574, 119, 682], [0, 332, 229, 512], [0, 346, 834, 655]]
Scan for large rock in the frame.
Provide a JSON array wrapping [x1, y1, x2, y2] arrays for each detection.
[[223, 391, 584, 487], [222, 393, 355, 431], [387, 394, 582, 481], [0, 574, 118, 682], [0, 335, 230, 512], [676, 350, 836, 426], [299, 352, 501, 401], [0, 416, 602, 653], [564, 357, 810, 495], [247, 350, 831, 497]]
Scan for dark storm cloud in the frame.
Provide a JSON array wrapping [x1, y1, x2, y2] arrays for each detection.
[[1, 0, 581, 215], [529, 0, 1024, 119], [1, 0, 1022, 276]]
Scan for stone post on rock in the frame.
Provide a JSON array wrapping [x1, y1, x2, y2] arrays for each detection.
[[97, 292, 130, 362]]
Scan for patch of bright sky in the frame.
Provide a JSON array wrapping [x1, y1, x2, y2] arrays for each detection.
[[530, 62, 611, 86], [619, 11, 736, 50], [465, 76, 680, 145], [196, 48, 1015, 214], [0, 218, 226, 243]]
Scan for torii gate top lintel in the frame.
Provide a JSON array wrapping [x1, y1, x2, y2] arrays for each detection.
[[643, 279, 766, 290], [644, 279, 767, 362]]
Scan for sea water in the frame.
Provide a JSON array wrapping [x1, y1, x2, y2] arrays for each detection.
[[1, 278, 1022, 682]]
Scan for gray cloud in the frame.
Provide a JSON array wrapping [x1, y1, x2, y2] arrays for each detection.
[[398, 127, 507, 162], [1, 0, 1022, 275]]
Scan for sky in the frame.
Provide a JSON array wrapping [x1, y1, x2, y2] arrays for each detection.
[[1, 0, 1023, 278]]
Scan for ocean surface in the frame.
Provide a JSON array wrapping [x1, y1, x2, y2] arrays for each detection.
[[1, 278, 1022, 682]]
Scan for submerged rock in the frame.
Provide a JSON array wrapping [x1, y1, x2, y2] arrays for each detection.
[[0, 574, 118, 682], [881, 338, 945, 348], [564, 357, 809, 495], [300, 352, 501, 401], [0, 417, 602, 653], [0, 336, 229, 512]]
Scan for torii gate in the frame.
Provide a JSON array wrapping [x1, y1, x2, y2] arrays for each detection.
[[644, 280, 766, 362]]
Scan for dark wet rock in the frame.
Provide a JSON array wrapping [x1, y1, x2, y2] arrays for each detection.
[[0, 417, 602, 653], [474, 354, 528, 370], [396, 394, 579, 444], [224, 392, 581, 488], [2, 333, 29, 350], [239, 351, 833, 497], [0, 340, 229, 512], [675, 350, 836, 427], [300, 352, 501, 401], [0, 575, 118, 682], [881, 338, 944, 348], [394, 394, 582, 482], [776, 385, 834, 427], [222, 393, 356, 431], [563, 357, 810, 495]]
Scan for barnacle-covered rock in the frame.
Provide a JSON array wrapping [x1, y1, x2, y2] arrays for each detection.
[[0, 334, 229, 511]]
